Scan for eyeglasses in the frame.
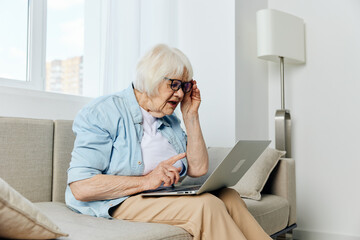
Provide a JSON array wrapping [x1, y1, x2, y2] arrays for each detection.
[[164, 77, 193, 93]]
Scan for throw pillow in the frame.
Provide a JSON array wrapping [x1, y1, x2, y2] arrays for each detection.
[[0, 177, 68, 239], [231, 148, 286, 200]]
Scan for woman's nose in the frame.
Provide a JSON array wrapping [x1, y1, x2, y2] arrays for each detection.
[[174, 87, 184, 98]]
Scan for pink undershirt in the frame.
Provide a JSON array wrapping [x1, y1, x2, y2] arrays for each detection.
[[140, 107, 183, 175]]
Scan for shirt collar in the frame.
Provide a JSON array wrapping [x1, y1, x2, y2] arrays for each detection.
[[124, 83, 172, 128], [157, 118, 171, 128], [124, 84, 143, 124]]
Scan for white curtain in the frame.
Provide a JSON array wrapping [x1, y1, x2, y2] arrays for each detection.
[[100, 0, 178, 95], [100, 0, 140, 95]]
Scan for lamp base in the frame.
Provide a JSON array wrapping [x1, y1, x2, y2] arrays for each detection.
[[275, 109, 291, 158]]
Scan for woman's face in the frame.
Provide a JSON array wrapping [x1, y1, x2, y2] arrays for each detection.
[[147, 77, 186, 118]]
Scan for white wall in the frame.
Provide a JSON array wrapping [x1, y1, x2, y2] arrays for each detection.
[[268, 0, 360, 239], [235, 0, 268, 141], [176, 0, 270, 147], [177, 0, 236, 147], [0, 86, 91, 120], [140, 0, 178, 55]]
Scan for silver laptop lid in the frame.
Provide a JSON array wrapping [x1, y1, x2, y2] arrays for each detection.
[[197, 140, 271, 194]]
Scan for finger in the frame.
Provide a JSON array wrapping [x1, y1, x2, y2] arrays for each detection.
[[191, 83, 198, 93], [183, 88, 192, 101], [192, 87, 201, 101], [162, 168, 174, 184], [192, 83, 199, 93], [162, 175, 172, 186], [166, 171, 176, 185], [192, 87, 200, 96], [173, 169, 180, 184], [164, 153, 186, 165], [167, 167, 180, 184], [166, 165, 182, 173]]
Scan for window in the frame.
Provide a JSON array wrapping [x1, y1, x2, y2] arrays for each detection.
[[46, 0, 84, 96], [0, 0, 28, 81], [0, 0, 91, 97], [0, 1, 174, 98], [0, 1, 47, 91]]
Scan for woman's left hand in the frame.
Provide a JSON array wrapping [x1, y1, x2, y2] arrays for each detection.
[[181, 80, 201, 119]]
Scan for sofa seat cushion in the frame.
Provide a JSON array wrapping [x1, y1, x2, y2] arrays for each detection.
[[244, 194, 289, 235], [34, 202, 192, 240]]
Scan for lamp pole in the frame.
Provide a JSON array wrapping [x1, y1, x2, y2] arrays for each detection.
[[275, 56, 291, 158], [280, 56, 285, 110]]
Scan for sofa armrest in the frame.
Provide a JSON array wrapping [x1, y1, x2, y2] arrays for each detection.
[[263, 158, 296, 226]]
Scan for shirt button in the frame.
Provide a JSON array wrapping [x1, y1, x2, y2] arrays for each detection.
[[138, 161, 142, 165]]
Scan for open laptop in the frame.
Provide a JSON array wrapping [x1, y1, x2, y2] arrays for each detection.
[[140, 140, 271, 197]]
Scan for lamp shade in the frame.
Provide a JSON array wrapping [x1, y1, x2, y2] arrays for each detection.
[[257, 9, 305, 64]]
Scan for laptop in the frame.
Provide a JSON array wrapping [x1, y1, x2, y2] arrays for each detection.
[[140, 140, 271, 197]]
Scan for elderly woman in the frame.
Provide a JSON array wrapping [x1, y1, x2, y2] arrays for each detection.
[[66, 44, 271, 240]]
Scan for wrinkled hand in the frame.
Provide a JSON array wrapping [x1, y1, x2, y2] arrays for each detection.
[[144, 153, 186, 190], [181, 80, 201, 119]]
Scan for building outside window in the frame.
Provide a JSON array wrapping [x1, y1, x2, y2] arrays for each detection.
[[46, 56, 83, 95], [46, 0, 84, 96]]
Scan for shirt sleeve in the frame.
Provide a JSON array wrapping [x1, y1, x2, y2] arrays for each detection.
[[182, 130, 188, 146], [180, 130, 188, 176], [67, 107, 114, 184]]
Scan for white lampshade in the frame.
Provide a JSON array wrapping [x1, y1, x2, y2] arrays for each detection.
[[257, 9, 305, 64]]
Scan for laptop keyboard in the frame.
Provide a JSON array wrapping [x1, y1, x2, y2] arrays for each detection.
[[141, 185, 201, 194]]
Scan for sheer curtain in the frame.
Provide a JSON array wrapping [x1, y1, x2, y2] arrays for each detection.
[[100, 0, 178, 95], [100, 0, 140, 95]]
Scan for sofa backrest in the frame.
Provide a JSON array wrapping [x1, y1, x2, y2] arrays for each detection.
[[0, 117, 54, 202], [52, 120, 75, 203]]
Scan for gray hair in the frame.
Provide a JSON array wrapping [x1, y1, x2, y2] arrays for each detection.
[[134, 44, 193, 96]]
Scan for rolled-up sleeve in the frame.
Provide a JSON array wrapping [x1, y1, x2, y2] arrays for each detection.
[[67, 108, 114, 184]]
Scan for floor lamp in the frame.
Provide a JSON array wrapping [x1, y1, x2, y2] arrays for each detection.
[[256, 9, 305, 158]]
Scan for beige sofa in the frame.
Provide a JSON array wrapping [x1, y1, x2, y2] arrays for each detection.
[[0, 117, 296, 239]]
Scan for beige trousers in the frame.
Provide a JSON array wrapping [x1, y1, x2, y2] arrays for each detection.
[[112, 188, 272, 240]]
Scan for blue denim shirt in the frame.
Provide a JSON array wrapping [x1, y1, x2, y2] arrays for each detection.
[[65, 84, 188, 219]]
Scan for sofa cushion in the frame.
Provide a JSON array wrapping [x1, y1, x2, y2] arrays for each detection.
[[35, 202, 192, 240], [245, 194, 289, 235], [0, 178, 68, 239], [232, 148, 286, 200], [0, 117, 54, 202]]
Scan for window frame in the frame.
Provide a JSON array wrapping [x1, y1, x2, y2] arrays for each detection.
[[0, 0, 47, 91]]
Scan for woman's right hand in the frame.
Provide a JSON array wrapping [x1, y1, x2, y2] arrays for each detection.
[[144, 153, 186, 190]]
